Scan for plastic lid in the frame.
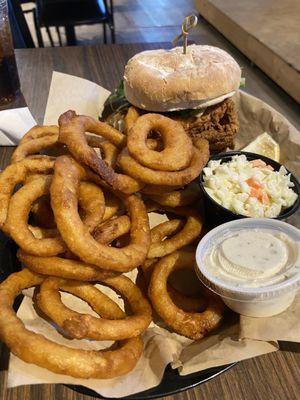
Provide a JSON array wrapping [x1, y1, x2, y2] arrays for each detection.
[[195, 218, 300, 302]]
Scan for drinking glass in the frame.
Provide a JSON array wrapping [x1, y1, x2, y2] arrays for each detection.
[[0, 0, 20, 105]]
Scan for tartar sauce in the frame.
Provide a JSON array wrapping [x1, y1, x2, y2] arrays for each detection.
[[204, 229, 299, 288]]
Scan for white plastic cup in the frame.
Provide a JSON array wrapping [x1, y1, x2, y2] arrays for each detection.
[[195, 218, 300, 317]]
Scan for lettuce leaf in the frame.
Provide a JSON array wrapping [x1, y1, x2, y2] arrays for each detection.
[[101, 81, 130, 120]]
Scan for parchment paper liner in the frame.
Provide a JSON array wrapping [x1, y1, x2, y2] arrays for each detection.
[[6, 72, 300, 397]]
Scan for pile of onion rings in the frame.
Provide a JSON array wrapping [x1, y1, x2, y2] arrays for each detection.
[[0, 109, 226, 380]]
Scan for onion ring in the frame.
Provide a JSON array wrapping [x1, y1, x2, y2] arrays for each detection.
[[0, 269, 143, 378], [40, 278, 125, 319], [28, 226, 59, 239], [18, 125, 59, 145], [118, 139, 209, 186], [18, 214, 131, 281], [58, 110, 143, 193], [148, 251, 225, 340], [142, 258, 206, 313], [59, 110, 126, 148], [147, 208, 203, 258], [0, 156, 54, 229], [124, 106, 140, 135], [78, 181, 105, 232], [127, 114, 193, 171], [50, 156, 150, 271], [11, 133, 59, 163], [167, 284, 207, 313], [18, 249, 118, 281], [102, 190, 124, 221], [141, 184, 183, 195], [93, 215, 131, 244], [142, 221, 206, 313], [31, 195, 56, 229], [144, 182, 200, 208], [86, 136, 119, 168], [5, 173, 107, 255], [150, 219, 184, 245], [30, 181, 105, 233], [4, 175, 66, 256], [37, 275, 152, 340]]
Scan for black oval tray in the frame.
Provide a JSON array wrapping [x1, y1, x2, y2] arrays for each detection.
[[68, 363, 235, 399]]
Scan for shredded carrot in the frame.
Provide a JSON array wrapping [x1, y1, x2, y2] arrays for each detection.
[[250, 188, 261, 198], [250, 187, 269, 204], [264, 165, 274, 171], [250, 159, 266, 168], [260, 192, 270, 204], [246, 178, 262, 190]]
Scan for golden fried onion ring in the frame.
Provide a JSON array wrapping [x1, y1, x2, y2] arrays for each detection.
[[5, 173, 108, 255], [142, 257, 206, 313], [143, 182, 200, 208], [30, 181, 105, 233], [142, 220, 206, 313], [18, 215, 131, 281], [50, 156, 150, 271], [147, 208, 203, 258], [78, 181, 105, 232], [58, 110, 143, 193], [12, 125, 60, 161], [124, 106, 140, 135], [31, 195, 56, 229], [18, 125, 58, 145], [5, 175, 66, 256], [38, 275, 152, 340], [127, 114, 193, 171], [141, 184, 183, 195], [93, 215, 131, 244], [0, 269, 143, 378], [18, 249, 118, 281], [118, 139, 209, 186], [86, 135, 119, 168], [0, 156, 54, 229], [102, 190, 124, 221], [148, 251, 225, 340]]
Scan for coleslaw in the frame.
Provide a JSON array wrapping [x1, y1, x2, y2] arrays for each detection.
[[202, 155, 298, 218]]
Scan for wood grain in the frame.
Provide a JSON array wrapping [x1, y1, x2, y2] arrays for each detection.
[[195, 0, 300, 103], [0, 39, 300, 400], [14, 23, 300, 128]]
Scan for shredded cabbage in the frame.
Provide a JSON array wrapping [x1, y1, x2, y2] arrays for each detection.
[[203, 155, 297, 217]]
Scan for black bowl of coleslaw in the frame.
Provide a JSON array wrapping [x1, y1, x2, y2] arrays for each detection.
[[198, 151, 300, 227]]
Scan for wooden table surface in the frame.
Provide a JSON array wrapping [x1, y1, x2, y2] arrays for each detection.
[[1, 29, 300, 400]]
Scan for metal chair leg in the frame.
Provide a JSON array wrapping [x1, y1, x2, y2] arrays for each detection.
[[65, 25, 76, 46], [110, 23, 115, 43], [103, 23, 107, 44], [108, 0, 116, 43], [33, 9, 44, 47], [56, 26, 63, 46], [45, 26, 55, 47]]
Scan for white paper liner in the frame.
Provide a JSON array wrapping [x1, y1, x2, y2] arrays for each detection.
[[5, 72, 300, 397], [239, 294, 300, 342], [8, 285, 183, 398], [43, 71, 110, 125], [0, 107, 36, 145]]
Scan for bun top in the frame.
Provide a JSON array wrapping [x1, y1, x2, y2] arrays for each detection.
[[123, 45, 241, 112]]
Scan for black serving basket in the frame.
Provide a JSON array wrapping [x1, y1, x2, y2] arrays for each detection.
[[199, 151, 300, 228], [68, 363, 235, 400], [2, 151, 298, 398]]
